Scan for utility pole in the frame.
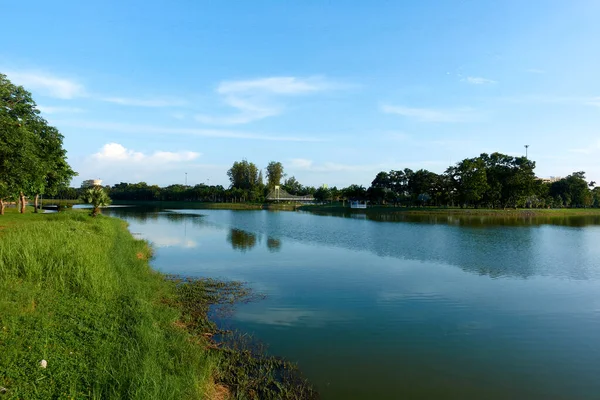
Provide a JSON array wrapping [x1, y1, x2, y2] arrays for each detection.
[[185, 172, 187, 186], [524, 145, 529, 159]]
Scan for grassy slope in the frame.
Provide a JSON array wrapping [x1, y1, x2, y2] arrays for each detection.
[[0, 209, 217, 399]]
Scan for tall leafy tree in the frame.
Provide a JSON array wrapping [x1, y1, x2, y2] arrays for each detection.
[[0, 73, 76, 214], [265, 161, 285, 189], [227, 160, 259, 190], [447, 157, 488, 207]]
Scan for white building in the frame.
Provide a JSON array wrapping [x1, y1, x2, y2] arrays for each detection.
[[81, 179, 103, 188]]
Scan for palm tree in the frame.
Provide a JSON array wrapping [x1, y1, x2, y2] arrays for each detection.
[[82, 187, 111, 217]]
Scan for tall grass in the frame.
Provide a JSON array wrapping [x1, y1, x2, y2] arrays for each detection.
[[0, 211, 217, 399]]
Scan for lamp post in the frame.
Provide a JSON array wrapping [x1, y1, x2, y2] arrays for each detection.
[[185, 172, 187, 186], [524, 145, 529, 159]]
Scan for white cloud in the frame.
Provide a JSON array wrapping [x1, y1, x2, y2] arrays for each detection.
[[381, 104, 477, 122], [463, 76, 497, 85], [37, 105, 85, 114], [195, 96, 280, 125], [54, 119, 324, 142], [526, 68, 545, 74], [218, 76, 332, 95], [102, 97, 187, 107], [196, 76, 339, 125], [92, 143, 199, 163], [5, 70, 85, 99]]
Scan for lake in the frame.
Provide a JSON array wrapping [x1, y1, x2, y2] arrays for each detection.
[[104, 206, 600, 399]]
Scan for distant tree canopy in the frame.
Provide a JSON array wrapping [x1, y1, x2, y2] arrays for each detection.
[[0, 73, 76, 214], [51, 153, 598, 210], [363, 153, 593, 209]]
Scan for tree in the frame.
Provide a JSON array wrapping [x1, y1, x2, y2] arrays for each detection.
[[408, 169, 439, 206], [0, 73, 76, 214], [314, 186, 331, 202], [82, 187, 111, 217], [550, 172, 591, 208], [265, 161, 285, 189], [0, 73, 40, 214], [283, 176, 303, 195], [447, 157, 488, 208], [227, 160, 259, 190]]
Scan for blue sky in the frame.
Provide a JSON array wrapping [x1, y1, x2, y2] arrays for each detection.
[[3, 1, 600, 188]]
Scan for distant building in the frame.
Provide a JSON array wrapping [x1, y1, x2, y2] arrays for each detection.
[[350, 200, 367, 209], [538, 176, 563, 184], [81, 179, 103, 188]]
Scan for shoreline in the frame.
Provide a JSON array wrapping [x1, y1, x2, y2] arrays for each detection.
[[0, 209, 315, 399], [297, 204, 600, 217], [36, 199, 600, 216]]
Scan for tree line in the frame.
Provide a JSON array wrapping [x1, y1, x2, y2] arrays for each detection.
[[0, 73, 76, 214], [54, 155, 600, 209]]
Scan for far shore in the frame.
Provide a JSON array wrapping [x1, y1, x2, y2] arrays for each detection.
[[33, 199, 600, 217]]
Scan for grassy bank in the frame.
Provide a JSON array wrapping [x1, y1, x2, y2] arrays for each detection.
[[0, 210, 218, 399], [0, 210, 315, 399], [298, 203, 600, 217]]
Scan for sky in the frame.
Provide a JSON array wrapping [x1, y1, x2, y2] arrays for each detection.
[[2, 0, 600, 188]]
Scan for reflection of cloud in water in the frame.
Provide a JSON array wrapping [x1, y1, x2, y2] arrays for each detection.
[[235, 307, 352, 327], [150, 236, 197, 248]]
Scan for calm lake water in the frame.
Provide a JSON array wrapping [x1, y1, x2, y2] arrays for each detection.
[[104, 207, 600, 399]]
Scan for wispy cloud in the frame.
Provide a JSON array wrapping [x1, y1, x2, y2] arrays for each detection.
[[218, 76, 334, 95], [51, 119, 325, 142], [526, 68, 545, 74], [5, 70, 85, 99], [195, 76, 340, 125], [569, 140, 600, 155], [463, 76, 496, 85], [585, 97, 600, 107], [37, 105, 85, 114], [498, 94, 600, 108], [101, 96, 187, 107], [381, 104, 478, 123], [93, 142, 200, 163], [288, 158, 390, 173]]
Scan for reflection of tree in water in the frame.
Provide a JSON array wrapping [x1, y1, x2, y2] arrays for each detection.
[[227, 229, 257, 252], [267, 237, 281, 252]]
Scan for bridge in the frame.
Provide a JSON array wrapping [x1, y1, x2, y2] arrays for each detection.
[[266, 186, 314, 202]]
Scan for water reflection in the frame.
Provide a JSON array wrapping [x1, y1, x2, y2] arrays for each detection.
[[227, 228, 257, 252], [306, 210, 600, 227], [102, 206, 600, 400]]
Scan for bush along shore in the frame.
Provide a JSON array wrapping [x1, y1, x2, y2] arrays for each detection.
[[0, 210, 317, 400]]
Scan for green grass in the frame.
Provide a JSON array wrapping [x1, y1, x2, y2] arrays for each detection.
[[0, 209, 318, 400], [0, 209, 218, 399]]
